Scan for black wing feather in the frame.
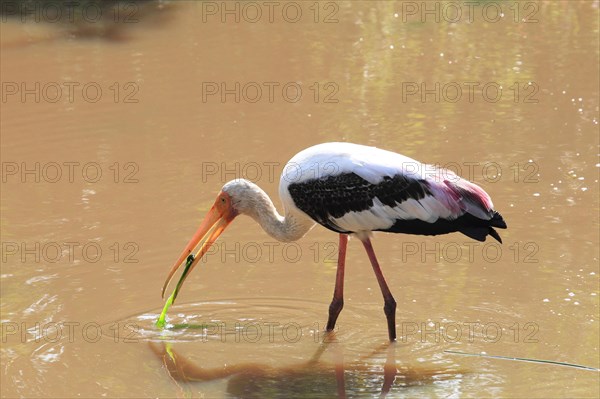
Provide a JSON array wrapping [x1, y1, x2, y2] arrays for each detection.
[[288, 173, 507, 242]]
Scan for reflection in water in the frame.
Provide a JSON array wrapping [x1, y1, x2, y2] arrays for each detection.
[[149, 336, 466, 398], [0, 0, 177, 44]]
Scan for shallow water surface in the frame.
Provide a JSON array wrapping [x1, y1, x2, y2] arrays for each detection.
[[1, 1, 599, 398]]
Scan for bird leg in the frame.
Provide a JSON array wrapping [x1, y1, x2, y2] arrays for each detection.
[[381, 342, 397, 397], [361, 237, 397, 341], [326, 234, 348, 332]]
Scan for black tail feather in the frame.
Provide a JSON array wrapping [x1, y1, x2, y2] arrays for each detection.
[[383, 210, 507, 243], [488, 227, 502, 243], [459, 211, 506, 243], [460, 227, 488, 242], [490, 211, 507, 229], [487, 211, 506, 243], [459, 226, 503, 243]]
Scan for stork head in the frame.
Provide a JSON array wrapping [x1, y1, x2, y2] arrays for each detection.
[[160, 179, 265, 301]]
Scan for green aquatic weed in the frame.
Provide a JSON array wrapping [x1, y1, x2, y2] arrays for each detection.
[[156, 254, 195, 329]]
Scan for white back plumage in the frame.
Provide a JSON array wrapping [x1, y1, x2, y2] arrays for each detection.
[[279, 142, 496, 234]]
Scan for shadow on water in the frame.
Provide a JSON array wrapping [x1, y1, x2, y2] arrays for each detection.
[[0, 0, 177, 44], [148, 333, 467, 398]]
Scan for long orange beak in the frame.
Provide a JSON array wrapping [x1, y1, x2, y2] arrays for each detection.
[[161, 192, 237, 302]]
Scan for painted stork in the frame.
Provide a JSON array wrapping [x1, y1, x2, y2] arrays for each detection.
[[162, 142, 507, 341]]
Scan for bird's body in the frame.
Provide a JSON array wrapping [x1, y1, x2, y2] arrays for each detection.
[[280, 142, 505, 242], [162, 142, 507, 341]]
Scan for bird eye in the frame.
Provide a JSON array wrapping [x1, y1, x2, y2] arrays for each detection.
[[221, 197, 226, 203]]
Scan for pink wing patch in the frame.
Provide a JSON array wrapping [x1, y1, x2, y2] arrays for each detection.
[[420, 165, 494, 220]]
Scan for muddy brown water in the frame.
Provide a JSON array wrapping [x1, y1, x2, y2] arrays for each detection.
[[1, 1, 598, 398]]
